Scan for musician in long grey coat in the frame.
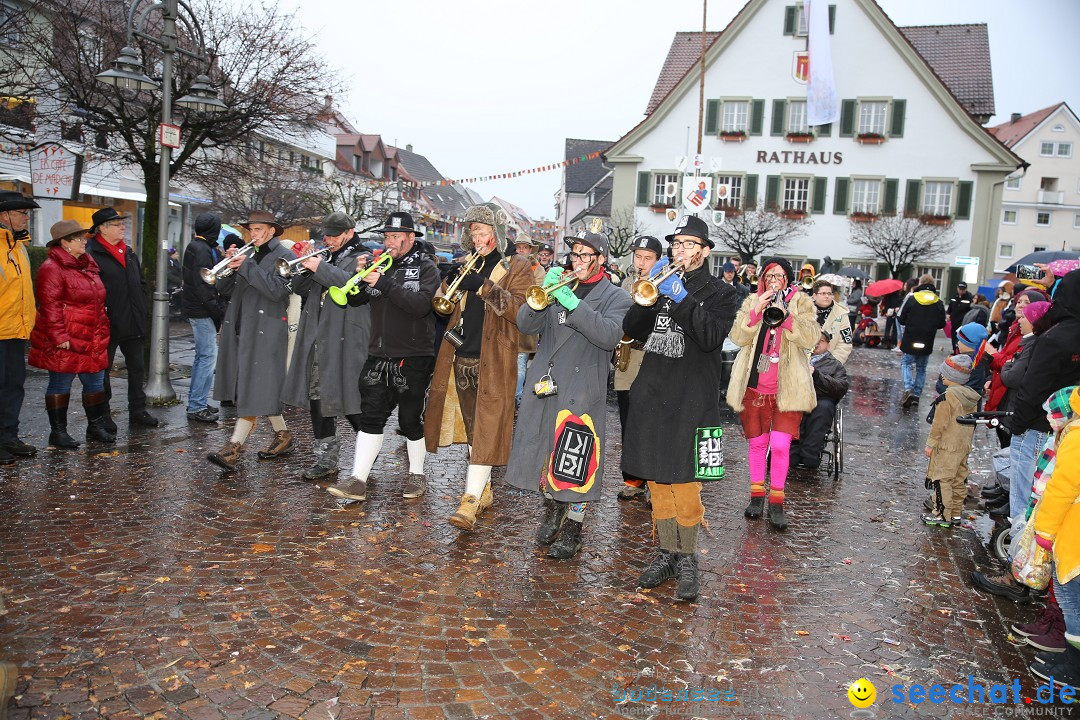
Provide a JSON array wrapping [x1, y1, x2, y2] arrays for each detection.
[[505, 230, 632, 560], [208, 210, 294, 472], [281, 212, 371, 480]]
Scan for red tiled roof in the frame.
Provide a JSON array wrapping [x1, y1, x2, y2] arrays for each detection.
[[987, 103, 1063, 148], [899, 24, 995, 119], [646, 23, 995, 120], [645, 31, 721, 115]]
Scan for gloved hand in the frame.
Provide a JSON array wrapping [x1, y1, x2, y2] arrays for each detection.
[[657, 269, 688, 303], [543, 265, 564, 286], [457, 273, 485, 293], [445, 262, 465, 284], [552, 282, 580, 312]]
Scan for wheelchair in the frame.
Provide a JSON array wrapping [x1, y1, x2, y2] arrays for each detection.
[[819, 405, 844, 480]]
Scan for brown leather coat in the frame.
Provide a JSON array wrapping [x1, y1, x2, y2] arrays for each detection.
[[425, 255, 532, 465]]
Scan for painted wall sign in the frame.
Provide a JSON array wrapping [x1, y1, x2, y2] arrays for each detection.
[[30, 142, 83, 200], [756, 150, 843, 165]]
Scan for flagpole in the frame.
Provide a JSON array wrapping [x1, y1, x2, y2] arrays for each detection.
[[697, 0, 707, 154]]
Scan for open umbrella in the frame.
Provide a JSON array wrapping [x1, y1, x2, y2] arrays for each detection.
[[1004, 251, 1079, 273], [817, 273, 850, 289], [838, 267, 870, 280], [1048, 258, 1080, 277], [866, 278, 904, 297]]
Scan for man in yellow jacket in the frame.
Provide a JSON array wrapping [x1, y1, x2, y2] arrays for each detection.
[[0, 190, 40, 464]]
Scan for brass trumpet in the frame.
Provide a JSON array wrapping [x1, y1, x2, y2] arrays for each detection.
[[799, 273, 817, 291], [525, 271, 579, 311], [432, 251, 483, 316], [275, 246, 330, 277], [630, 259, 685, 306], [763, 289, 792, 328], [328, 252, 393, 306], [200, 240, 256, 284]]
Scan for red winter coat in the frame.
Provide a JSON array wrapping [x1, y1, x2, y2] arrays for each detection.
[[28, 246, 110, 374], [985, 323, 1023, 412]]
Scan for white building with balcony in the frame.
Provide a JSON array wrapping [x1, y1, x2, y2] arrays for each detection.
[[603, 0, 1023, 290], [989, 103, 1080, 271]]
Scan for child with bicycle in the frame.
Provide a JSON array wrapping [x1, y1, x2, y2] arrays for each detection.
[[922, 354, 980, 527]]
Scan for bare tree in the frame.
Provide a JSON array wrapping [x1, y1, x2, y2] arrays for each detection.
[[12, 0, 341, 284], [312, 174, 410, 228], [708, 197, 811, 263], [606, 205, 647, 259], [848, 213, 958, 278], [197, 148, 328, 226]]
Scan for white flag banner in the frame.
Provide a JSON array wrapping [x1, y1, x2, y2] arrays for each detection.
[[806, 0, 839, 126]]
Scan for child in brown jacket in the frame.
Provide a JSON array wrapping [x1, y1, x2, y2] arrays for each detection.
[[922, 354, 981, 527]]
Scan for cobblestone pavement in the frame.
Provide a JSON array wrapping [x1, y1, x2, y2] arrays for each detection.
[[0, 324, 1075, 719]]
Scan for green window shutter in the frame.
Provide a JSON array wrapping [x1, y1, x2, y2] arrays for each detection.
[[833, 177, 849, 214], [765, 175, 781, 211], [744, 174, 759, 209], [636, 172, 651, 206], [882, 179, 899, 214], [812, 177, 828, 214], [783, 5, 797, 35], [890, 99, 906, 138], [817, 122, 832, 137], [771, 99, 787, 136], [705, 100, 720, 135], [750, 99, 765, 136], [955, 180, 974, 220], [828, 5, 836, 33], [839, 99, 856, 137], [904, 179, 922, 215]]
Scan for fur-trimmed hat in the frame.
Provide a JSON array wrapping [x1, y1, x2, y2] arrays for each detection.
[[461, 202, 508, 253], [940, 354, 973, 385]]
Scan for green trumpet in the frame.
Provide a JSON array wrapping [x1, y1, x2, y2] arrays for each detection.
[[328, 253, 393, 306]]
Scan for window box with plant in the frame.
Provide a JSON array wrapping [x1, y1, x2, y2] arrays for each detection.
[[780, 208, 808, 220], [714, 202, 742, 217], [649, 203, 675, 213], [850, 211, 878, 223], [719, 130, 747, 142], [919, 214, 952, 226], [785, 131, 815, 144], [855, 132, 886, 144]]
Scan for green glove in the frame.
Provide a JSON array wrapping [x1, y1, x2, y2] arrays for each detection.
[[543, 265, 563, 285], [552, 282, 580, 312]]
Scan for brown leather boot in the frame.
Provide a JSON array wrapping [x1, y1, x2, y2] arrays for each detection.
[[208, 441, 244, 471], [257, 430, 294, 459]]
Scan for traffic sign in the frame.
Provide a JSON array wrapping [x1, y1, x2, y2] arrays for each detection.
[[159, 123, 181, 149]]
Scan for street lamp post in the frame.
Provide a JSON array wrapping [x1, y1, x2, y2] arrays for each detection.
[[96, 0, 225, 403]]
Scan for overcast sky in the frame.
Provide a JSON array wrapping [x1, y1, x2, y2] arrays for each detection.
[[284, 0, 1080, 220]]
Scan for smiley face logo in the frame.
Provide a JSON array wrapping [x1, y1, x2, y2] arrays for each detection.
[[847, 678, 876, 708]]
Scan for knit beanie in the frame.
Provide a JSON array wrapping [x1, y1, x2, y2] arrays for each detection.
[[955, 322, 988, 350], [1023, 301, 1051, 325], [940, 354, 973, 385]]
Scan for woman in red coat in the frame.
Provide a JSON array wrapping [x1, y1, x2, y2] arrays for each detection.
[[28, 220, 113, 448]]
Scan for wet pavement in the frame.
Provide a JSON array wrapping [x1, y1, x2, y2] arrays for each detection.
[[0, 323, 1074, 719]]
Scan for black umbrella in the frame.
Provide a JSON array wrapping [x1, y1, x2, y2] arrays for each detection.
[[838, 267, 871, 280], [1004, 250, 1079, 273]]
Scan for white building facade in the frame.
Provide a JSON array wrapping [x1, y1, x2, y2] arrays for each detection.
[[605, 0, 1022, 288], [991, 103, 1080, 271]]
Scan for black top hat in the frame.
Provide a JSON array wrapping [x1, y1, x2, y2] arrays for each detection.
[[374, 211, 423, 237], [665, 214, 714, 248], [0, 190, 40, 212], [564, 229, 607, 257], [631, 235, 663, 257], [91, 207, 130, 229]]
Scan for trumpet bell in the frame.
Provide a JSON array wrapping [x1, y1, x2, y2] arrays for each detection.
[[630, 278, 659, 307], [199, 267, 218, 285], [432, 295, 458, 316], [525, 284, 552, 311], [327, 285, 351, 306]]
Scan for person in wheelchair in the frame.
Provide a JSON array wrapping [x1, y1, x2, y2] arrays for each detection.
[[793, 330, 849, 470]]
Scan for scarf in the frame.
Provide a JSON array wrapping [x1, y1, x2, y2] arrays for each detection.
[[1027, 385, 1080, 519]]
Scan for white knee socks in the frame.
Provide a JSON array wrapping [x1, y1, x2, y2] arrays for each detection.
[[464, 464, 492, 498], [269, 415, 287, 432], [351, 432, 384, 481], [406, 438, 426, 475], [232, 417, 256, 443]]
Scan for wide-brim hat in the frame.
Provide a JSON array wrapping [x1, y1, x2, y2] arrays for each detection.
[[564, 229, 607, 257], [665, 214, 714, 248], [0, 190, 40, 212], [374, 211, 423, 237], [514, 235, 540, 249], [47, 219, 91, 246], [90, 206, 130, 229], [239, 210, 283, 236]]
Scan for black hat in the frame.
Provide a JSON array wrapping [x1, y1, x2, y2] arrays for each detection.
[[0, 190, 40, 212], [538, 243, 554, 254], [957, 282, 968, 289], [630, 235, 663, 258], [374, 211, 423, 237], [193, 212, 221, 240], [665, 214, 714, 248], [760, 257, 795, 282], [564, 228, 607, 257], [91, 207, 130, 229]]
